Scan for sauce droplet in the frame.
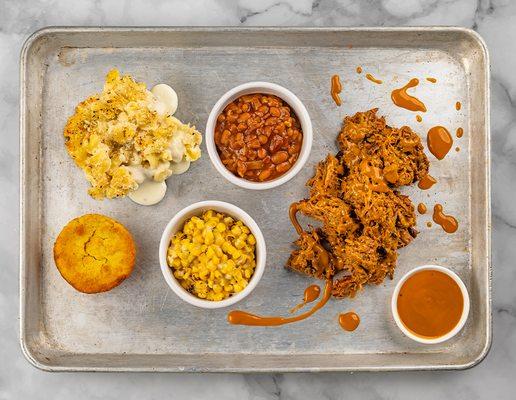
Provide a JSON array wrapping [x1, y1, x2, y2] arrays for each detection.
[[455, 101, 461, 111], [356, 66, 362, 74], [455, 147, 460, 152], [227, 280, 333, 327], [391, 78, 427, 112], [416, 115, 422, 122], [426, 221, 432, 227], [339, 312, 360, 331], [330, 74, 342, 106], [365, 73, 382, 84], [418, 174, 437, 190], [427, 126, 453, 160], [417, 203, 427, 214], [456, 127, 464, 138], [290, 284, 321, 313], [433, 204, 458, 233], [426, 77, 437, 83]]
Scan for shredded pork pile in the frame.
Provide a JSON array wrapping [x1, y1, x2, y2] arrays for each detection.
[[287, 109, 429, 298]]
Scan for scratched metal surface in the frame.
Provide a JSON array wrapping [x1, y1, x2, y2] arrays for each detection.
[[20, 27, 490, 371]]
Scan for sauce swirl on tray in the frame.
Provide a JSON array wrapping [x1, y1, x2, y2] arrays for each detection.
[[427, 126, 453, 160], [418, 174, 437, 190], [391, 78, 427, 112], [290, 284, 321, 313], [433, 204, 458, 233], [331, 74, 343, 106]]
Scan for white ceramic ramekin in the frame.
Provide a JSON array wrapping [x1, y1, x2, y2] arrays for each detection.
[[159, 201, 266, 309], [205, 81, 313, 190], [391, 264, 470, 344]]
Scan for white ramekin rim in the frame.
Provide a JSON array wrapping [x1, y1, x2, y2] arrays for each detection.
[[159, 200, 266, 309], [391, 264, 470, 344], [205, 81, 313, 190]]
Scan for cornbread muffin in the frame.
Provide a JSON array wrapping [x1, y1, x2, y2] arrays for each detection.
[[63, 69, 202, 200], [53, 214, 136, 294]]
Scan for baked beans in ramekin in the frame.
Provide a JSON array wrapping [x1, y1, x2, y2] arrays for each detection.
[[206, 82, 313, 190]]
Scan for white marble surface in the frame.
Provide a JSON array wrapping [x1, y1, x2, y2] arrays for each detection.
[[1, 0, 515, 398]]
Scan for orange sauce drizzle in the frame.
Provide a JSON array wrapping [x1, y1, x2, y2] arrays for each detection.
[[365, 73, 382, 84], [427, 126, 453, 160], [417, 203, 427, 214], [290, 284, 321, 313], [455, 147, 460, 152], [356, 66, 362, 74], [418, 174, 437, 190], [391, 78, 427, 112], [331, 74, 342, 106], [455, 101, 461, 111], [339, 312, 360, 331], [426, 221, 432, 227], [426, 77, 437, 83], [432, 204, 458, 233], [456, 127, 464, 138], [416, 115, 422, 122], [227, 280, 333, 326]]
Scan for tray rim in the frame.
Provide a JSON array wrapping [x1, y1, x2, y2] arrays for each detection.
[[19, 25, 492, 372]]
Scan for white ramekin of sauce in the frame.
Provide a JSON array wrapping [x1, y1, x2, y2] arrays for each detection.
[[391, 264, 470, 344]]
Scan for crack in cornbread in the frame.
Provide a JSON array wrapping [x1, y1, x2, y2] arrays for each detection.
[[63, 69, 202, 199]]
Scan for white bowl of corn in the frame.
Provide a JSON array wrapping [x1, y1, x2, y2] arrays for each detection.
[[159, 200, 266, 308]]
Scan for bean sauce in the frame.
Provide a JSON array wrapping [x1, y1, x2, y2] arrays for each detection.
[[214, 94, 303, 182]]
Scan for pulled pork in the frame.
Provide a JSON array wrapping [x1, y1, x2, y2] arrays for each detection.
[[286, 109, 428, 298]]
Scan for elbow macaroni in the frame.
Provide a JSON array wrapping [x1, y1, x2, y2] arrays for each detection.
[[167, 210, 257, 301]]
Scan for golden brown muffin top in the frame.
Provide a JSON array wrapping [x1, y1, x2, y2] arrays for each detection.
[[53, 214, 136, 294]]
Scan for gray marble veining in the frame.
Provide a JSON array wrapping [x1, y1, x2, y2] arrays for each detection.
[[1, 0, 514, 398]]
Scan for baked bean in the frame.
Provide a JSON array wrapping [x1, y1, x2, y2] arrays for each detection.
[[258, 134, 268, 144], [236, 161, 247, 177], [257, 148, 267, 159], [271, 151, 288, 164], [246, 160, 264, 170], [221, 130, 231, 145], [238, 113, 251, 123], [258, 169, 272, 181], [276, 162, 291, 174], [270, 107, 280, 117], [214, 93, 303, 182], [269, 135, 284, 153]]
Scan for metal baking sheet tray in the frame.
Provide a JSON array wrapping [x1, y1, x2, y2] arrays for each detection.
[[20, 27, 491, 372]]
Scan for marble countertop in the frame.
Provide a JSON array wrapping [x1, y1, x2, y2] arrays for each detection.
[[1, 0, 514, 398]]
